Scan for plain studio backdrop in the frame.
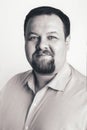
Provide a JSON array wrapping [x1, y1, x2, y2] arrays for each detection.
[[0, 0, 87, 88]]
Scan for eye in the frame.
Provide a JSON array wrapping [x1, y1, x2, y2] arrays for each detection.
[[28, 36, 39, 41], [47, 36, 58, 40]]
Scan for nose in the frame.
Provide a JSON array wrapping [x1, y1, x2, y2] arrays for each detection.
[[36, 37, 49, 50]]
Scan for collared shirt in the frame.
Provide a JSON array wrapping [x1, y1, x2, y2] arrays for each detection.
[[0, 63, 87, 130]]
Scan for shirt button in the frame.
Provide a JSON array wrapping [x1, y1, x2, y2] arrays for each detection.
[[25, 126, 28, 130]]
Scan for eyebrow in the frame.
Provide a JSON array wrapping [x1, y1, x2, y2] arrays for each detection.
[[28, 32, 39, 36], [27, 31, 59, 36], [47, 31, 59, 35]]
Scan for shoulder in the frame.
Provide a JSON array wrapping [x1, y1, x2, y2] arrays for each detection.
[[70, 64, 86, 80], [0, 69, 32, 103], [0, 70, 32, 94], [68, 64, 86, 90], [6, 70, 32, 85], [9, 70, 32, 82]]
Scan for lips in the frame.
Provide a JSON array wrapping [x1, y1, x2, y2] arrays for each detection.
[[34, 50, 53, 57]]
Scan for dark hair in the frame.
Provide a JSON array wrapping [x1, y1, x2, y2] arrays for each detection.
[[24, 6, 70, 38]]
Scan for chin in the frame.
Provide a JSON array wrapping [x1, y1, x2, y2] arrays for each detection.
[[32, 60, 55, 74]]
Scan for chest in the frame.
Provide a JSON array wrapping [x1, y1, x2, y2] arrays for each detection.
[[0, 88, 86, 130]]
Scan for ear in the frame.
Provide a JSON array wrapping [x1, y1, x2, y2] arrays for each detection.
[[65, 35, 70, 50]]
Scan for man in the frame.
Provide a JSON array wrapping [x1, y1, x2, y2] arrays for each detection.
[[0, 6, 87, 130]]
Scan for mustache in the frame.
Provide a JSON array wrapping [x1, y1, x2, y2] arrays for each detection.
[[34, 49, 54, 57]]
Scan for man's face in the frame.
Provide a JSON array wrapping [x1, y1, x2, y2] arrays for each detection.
[[25, 14, 70, 74]]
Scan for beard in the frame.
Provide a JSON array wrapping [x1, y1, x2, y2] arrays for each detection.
[[31, 49, 55, 74]]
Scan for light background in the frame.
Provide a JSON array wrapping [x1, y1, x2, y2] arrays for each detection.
[[0, 0, 87, 88]]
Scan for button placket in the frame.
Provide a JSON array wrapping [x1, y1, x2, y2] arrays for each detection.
[[24, 87, 48, 130]]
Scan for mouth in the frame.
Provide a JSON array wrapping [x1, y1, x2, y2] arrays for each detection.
[[35, 50, 53, 57]]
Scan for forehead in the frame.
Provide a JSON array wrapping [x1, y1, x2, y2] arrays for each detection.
[[26, 14, 64, 33]]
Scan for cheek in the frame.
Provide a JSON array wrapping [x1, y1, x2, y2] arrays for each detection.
[[25, 43, 36, 61], [53, 44, 67, 61], [52, 42, 67, 54]]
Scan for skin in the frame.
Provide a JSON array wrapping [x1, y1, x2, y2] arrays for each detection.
[[24, 14, 70, 90]]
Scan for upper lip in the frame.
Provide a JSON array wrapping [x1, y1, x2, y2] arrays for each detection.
[[35, 50, 53, 57]]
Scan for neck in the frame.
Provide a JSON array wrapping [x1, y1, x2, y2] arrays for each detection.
[[33, 71, 56, 91]]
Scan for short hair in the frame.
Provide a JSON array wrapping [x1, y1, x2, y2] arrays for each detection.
[[24, 6, 70, 38]]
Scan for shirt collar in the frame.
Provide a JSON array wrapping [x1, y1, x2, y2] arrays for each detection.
[[26, 63, 72, 92], [26, 71, 36, 93], [47, 63, 72, 91]]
